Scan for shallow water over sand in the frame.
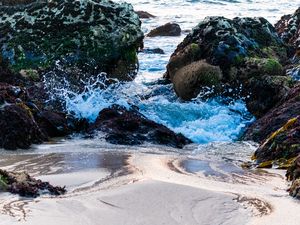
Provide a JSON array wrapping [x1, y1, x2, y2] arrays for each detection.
[[0, 141, 299, 225]]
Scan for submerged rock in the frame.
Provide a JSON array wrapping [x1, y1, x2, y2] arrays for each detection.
[[141, 48, 165, 54], [0, 0, 143, 80], [147, 23, 181, 37], [88, 105, 192, 148], [165, 16, 288, 101], [0, 169, 66, 197]]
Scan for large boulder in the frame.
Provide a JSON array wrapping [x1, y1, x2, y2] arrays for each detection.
[[165, 16, 288, 101], [88, 105, 192, 148], [172, 60, 222, 100], [244, 83, 300, 143], [0, 102, 46, 150], [0, 0, 143, 81]]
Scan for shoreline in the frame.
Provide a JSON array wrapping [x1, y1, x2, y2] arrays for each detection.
[[0, 149, 299, 225]]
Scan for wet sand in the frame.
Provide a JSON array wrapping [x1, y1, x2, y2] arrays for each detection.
[[0, 150, 299, 225]]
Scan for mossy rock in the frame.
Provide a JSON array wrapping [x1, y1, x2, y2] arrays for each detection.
[[165, 16, 288, 100], [0, 0, 144, 81], [173, 60, 222, 100]]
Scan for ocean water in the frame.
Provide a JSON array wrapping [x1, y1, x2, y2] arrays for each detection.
[[45, 0, 299, 144]]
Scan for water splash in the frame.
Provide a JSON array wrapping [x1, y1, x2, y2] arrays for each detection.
[[43, 70, 253, 144]]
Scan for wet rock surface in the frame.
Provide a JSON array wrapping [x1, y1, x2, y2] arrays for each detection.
[[0, 0, 143, 80], [165, 16, 288, 101], [135, 10, 156, 18], [88, 105, 192, 148], [275, 7, 300, 83], [245, 75, 294, 118], [286, 156, 300, 198], [253, 116, 300, 165], [147, 23, 181, 37], [244, 83, 300, 143], [0, 169, 66, 197], [275, 7, 300, 48]]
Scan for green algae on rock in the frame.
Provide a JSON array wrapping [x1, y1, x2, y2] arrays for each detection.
[[165, 16, 288, 101], [0, 0, 144, 80], [253, 116, 300, 166]]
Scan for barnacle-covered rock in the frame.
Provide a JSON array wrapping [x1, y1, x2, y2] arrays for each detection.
[[165, 16, 288, 101], [0, 0, 144, 80]]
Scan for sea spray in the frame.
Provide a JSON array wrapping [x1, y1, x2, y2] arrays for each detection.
[[42, 68, 254, 144]]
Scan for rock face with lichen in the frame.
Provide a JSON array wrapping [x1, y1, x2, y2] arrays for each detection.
[[0, 0, 143, 80], [165, 16, 288, 101]]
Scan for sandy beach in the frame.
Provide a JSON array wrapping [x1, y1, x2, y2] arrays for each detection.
[[0, 150, 299, 225]]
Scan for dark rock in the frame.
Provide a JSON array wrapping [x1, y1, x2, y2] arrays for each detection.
[[275, 7, 300, 48], [0, 169, 66, 198], [165, 16, 288, 101], [244, 83, 300, 142], [0, 0, 143, 81], [135, 10, 156, 19], [35, 111, 71, 137], [0, 103, 46, 150], [253, 116, 300, 164], [286, 156, 300, 199], [0, 0, 37, 6], [88, 105, 192, 148], [245, 75, 294, 118], [147, 23, 181, 37], [141, 48, 165, 54]]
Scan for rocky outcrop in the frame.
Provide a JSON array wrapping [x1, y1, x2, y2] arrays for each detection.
[[275, 7, 300, 48], [147, 23, 181, 37], [286, 156, 300, 198], [253, 116, 300, 167], [165, 16, 288, 101], [244, 83, 300, 143], [0, 0, 143, 81], [275, 7, 300, 82], [88, 105, 192, 148], [245, 75, 294, 118], [0, 83, 46, 150]]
